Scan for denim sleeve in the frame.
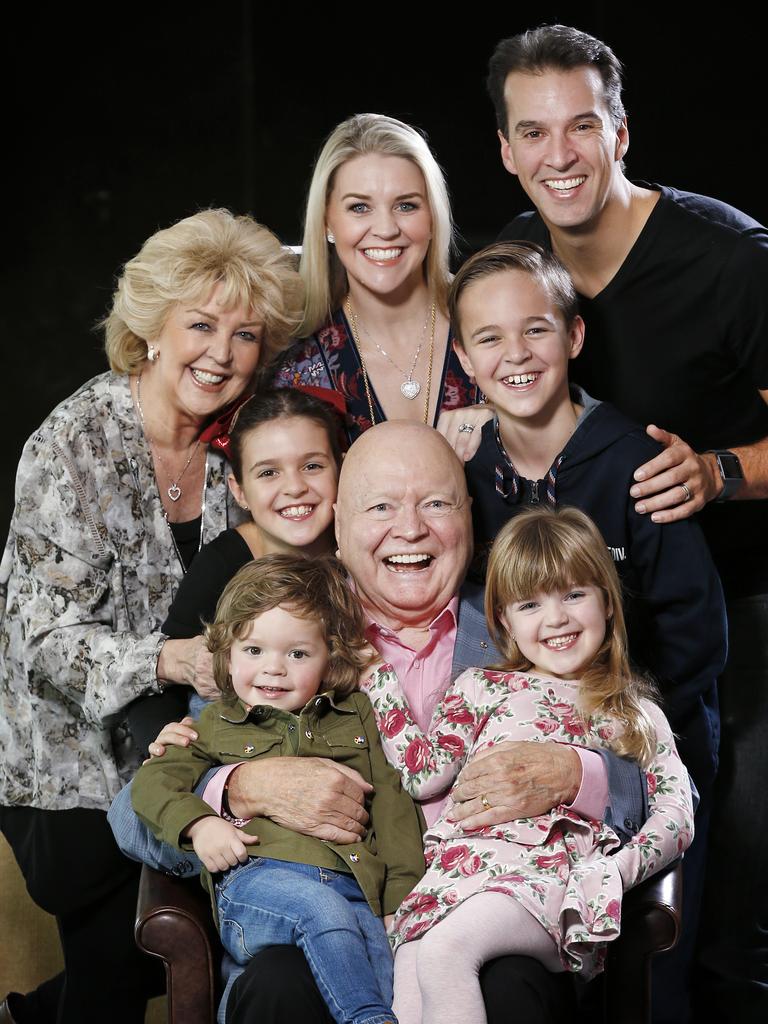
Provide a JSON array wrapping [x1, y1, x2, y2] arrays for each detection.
[[598, 748, 649, 845]]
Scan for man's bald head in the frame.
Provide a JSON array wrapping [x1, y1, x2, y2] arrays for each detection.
[[335, 422, 473, 630], [338, 421, 468, 508]]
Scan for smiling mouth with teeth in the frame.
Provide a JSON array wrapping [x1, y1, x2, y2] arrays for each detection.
[[542, 633, 579, 649], [191, 368, 226, 385], [363, 247, 403, 261], [383, 553, 434, 571], [543, 176, 587, 192], [278, 504, 315, 519], [501, 372, 541, 387]]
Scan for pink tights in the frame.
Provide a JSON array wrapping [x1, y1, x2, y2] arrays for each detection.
[[393, 892, 564, 1024]]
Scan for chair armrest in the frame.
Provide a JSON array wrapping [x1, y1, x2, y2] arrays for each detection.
[[604, 859, 683, 1024], [136, 865, 220, 1024]]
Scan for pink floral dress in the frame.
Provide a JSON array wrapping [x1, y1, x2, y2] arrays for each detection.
[[362, 665, 693, 979]]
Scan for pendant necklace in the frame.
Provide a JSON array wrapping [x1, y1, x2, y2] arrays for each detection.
[[350, 305, 429, 400], [345, 299, 436, 424], [135, 371, 201, 503]]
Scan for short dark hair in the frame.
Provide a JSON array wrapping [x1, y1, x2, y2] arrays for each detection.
[[205, 554, 375, 699], [449, 241, 579, 348], [228, 387, 344, 482], [487, 24, 625, 136]]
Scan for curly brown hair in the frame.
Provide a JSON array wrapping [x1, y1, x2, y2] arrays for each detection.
[[205, 554, 375, 699]]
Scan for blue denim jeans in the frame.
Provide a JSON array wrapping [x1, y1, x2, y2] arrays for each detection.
[[216, 857, 395, 1024]]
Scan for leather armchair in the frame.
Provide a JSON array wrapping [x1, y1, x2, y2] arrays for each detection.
[[136, 859, 682, 1024]]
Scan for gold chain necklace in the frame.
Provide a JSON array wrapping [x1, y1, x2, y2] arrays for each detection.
[[345, 298, 436, 426]]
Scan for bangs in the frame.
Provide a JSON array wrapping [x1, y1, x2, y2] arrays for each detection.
[[487, 508, 613, 612], [174, 267, 261, 318], [498, 530, 601, 603]]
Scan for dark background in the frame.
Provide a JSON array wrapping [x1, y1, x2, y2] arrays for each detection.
[[4, 6, 763, 535]]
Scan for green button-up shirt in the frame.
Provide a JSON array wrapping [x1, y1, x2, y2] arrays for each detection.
[[132, 689, 426, 917]]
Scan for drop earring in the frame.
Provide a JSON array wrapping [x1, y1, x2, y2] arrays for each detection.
[[326, 231, 335, 244], [147, 344, 159, 362]]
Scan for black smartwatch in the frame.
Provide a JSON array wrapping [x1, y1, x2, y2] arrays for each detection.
[[708, 449, 744, 501]]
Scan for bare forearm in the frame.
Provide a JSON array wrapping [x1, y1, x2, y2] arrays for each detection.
[[225, 762, 269, 820], [727, 436, 768, 500]]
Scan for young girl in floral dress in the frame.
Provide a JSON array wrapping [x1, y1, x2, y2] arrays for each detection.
[[363, 506, 694, 1024]]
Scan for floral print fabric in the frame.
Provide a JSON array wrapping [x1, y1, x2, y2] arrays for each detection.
[[273, 308, 482, 444], [0, 372, 237, 811], [363, 665, 693, 978]]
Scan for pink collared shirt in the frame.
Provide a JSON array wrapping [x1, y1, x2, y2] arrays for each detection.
[[365, 598, 459, 824]]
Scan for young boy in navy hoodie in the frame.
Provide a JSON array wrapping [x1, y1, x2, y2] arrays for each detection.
[[450, 241, 725, 807]]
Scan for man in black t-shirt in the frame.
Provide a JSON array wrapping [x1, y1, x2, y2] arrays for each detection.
[[485, 24, 768, 1024]]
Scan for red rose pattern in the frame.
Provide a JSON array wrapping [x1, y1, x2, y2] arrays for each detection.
[[437, 734, 466, 759], [534, 719, 559, 735], [439, 845, 470, 871], [404, 737, 431, 773], [367, 664, 690, 982], [379, 708, 407, 738]]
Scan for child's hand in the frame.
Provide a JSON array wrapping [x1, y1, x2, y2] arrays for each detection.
[[383, 914, 395, 932], [144, 717, 199, 762], [185, 816, 260, 873], [359, 653, 384, 690]]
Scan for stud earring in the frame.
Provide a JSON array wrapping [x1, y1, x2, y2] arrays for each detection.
[[147, 344, 159, 362], [240, 503, 249, 511], [326, 232, 335, 244]]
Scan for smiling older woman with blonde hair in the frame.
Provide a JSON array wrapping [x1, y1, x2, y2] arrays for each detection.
[[0, 208, 302, 1024]]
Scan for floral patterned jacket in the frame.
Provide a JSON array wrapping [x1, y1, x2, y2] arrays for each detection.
[[273, 308, 483, 444], [0, 372, 238, 811], [363, 665, 694, 890]]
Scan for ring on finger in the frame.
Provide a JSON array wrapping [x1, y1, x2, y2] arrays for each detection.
[[458, 423, 475, 433], [480, 793, 491, 810], [680, 482, 691, 503]]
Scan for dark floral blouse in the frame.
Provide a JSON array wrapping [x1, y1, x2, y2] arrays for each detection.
[[273, 307, 483, 444]]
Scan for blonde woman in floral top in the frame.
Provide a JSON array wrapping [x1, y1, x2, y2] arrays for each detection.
[[362, 507, 693, 1024], [0, 209, 303, 1024], [274, 114, 490, 452]]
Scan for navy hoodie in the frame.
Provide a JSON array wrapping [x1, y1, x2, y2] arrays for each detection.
[[465, 387, 727, 791]]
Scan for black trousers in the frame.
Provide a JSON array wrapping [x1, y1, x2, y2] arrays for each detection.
[[0, 805, 164, 1024], [226, 945, 572, 1024]]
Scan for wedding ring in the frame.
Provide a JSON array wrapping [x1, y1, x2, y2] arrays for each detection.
[[681, 482, 691, 502], [458, 423, 475, 433], [480, 793, 491, 810]]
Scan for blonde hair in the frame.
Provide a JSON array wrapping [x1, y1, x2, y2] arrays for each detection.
[[103, 209, 304, 374], [205, 554, 375, 699], [485, 506, 657, 767], [299, 113, 454, 336]]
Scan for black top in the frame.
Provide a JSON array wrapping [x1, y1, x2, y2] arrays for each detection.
[[168, 516, 202, 574], [465, 390, 727, 789], [162, 528, 253, 638], [500, 183, 768, 598]]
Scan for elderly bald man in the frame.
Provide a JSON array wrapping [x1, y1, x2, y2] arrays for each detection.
[[220, 425, 642, 845], [111, 422, 646, 1024]]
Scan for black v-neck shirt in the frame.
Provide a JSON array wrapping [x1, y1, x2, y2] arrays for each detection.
[[500, 183, 768, 598]]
